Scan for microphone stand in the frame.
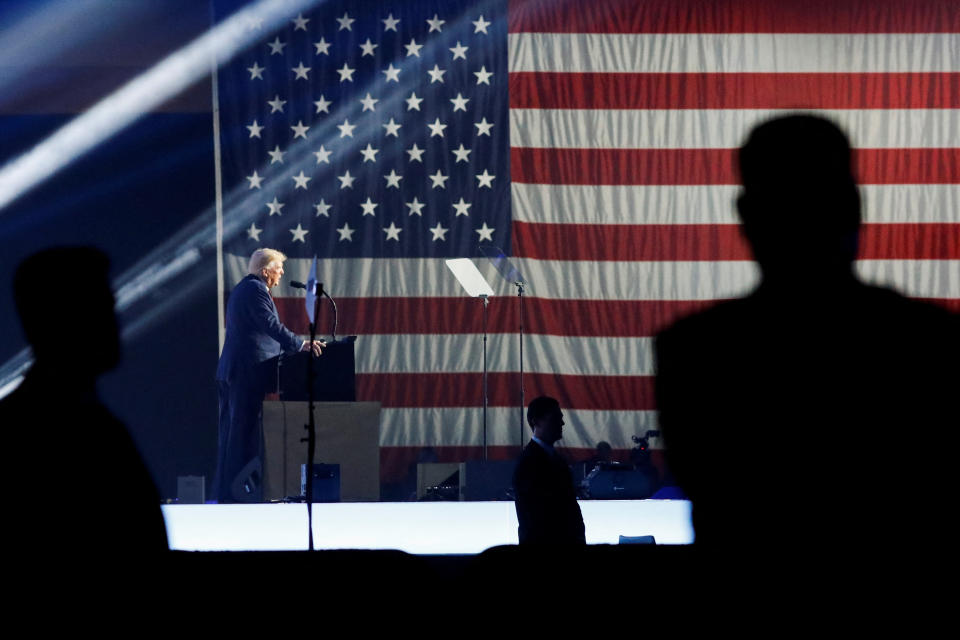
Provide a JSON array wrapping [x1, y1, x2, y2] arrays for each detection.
[[516, 281, 525, 456], [301, 282, 323, 551], [480, 294, 489, 460]]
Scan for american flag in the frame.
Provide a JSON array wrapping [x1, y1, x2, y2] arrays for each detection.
[[216, 0, 960, 483]]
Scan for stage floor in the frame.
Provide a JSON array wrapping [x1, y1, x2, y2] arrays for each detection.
[[162, 499, 694, 553]]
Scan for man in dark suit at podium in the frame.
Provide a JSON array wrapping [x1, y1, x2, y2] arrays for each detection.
[[215, 248, 323, 503], [513, 396, 586, 545]]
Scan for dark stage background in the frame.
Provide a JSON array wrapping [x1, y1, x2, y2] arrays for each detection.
[[0, 1, 219, 498]]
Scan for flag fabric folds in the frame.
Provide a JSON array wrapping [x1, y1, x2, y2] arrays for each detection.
[[216, 0, 960, 485]]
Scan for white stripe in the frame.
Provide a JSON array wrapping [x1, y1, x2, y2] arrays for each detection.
[[508, 33, 960, 73], [512, 184, 960, 225], [227, 255, 960, 300], [379, 407, 661, 450], [355, 334, 655, 376], [510, 108, 960, 150]]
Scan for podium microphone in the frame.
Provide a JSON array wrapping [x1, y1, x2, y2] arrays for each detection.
[[289, 281, 307, 289]]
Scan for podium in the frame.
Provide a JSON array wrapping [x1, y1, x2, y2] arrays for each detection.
[[261, 339, 380, 501]]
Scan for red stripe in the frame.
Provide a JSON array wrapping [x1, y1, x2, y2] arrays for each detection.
[[508, 0, 960, 33], [509, 72, 960, 110], [357, 372, 656, 410], [276, 297, 718, 337], [512, 222, 960, 261], [379, 446, 668, 483], [511, 148, 960, 185]]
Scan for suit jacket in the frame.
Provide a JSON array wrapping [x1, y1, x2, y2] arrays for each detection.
[[216, 274, 302, 385], [513, 439, 586, 545]]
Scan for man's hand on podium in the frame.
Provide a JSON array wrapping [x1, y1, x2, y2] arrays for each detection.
[[301, 340, 325, 357]]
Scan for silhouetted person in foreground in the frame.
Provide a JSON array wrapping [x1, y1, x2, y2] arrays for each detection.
[[513, 396, 585, 545], [655, 115, 958, 555], [0, 247, 168, 552]]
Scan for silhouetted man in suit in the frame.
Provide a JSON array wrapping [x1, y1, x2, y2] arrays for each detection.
[[513, 396, 586, 545], [215, 248, 323, 503], [0, 247, 168, 552], [655, 115, 958, 555]]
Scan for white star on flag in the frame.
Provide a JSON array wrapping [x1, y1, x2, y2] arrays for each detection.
[[336, 223, 354, 242], [268, 37, 286, 55], [246, 170, 263, 189], [406, 143, 425, 162], [247, 223, 262, 240], [359, 39, 378, 56], [360, 198, 378, 216], [360, 93, 378, 111], [290, 224, 309, 242], [475, 222, 495, 241], [427, 14, 445, 32], [383, 222, 402, 241], [427, 65, 446, 83], [313, 146, 332, 164], [292, 13, 309, 30], [405, 38, 423, 57], [247, 62, 264, 79], [360, 144, 379, 162], [384, 170, 403, 188], [337, 63, 355, 82], [336, 12, 354, 31], [452, 198, 472, 216], [268, 145, 285, 164], [292, 171, 311, 189], [267, 96, 286, 113], [476, 170, 495, 188], [405, 92, 424, 111], [292, 62, 310, 80], [450, 93, 469, 112], [383, 118, 402, 137], [474, 66, 493, 85], [429, 222, 448, 241], [382, 64, 401, 82], [429, 170, 449, 189], [338, 119, 356, 138], [338, 170, 355, 189], [314, 38, 331, 55], [450, 42, 468, 60], [475, 118, 494, 136], [452, 144, 471, 163], [266, 197, 284, 216], [428, 118, 447, 137], [314, 95, 332, 114], [291, 121, 309, 139], [473, 15, 490, 33], [406, 197, 425, 216], [314, 200, 331, 217], [246, 120, 263, 138], [382, 14, 400, 31]]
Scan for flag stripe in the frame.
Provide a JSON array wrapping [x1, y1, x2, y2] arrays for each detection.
[[277, 294, 960, 340], [508, 33, 960, 73], [508, 0, 960, 34], [513, 184, 960, 225], [277, 297, 715, 337], [233, 254, 959, 302], [509, 72, 960, 110], [512, 222, 960, 261], [376, 406, 660, 448], [358, 372, 656, 410], [510, 108, 960, 149], [510, 148, 960, 185], [343, 334, 657, 375]]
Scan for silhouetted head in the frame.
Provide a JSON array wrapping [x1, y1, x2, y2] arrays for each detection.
[[13, 246, 120, 377], [527, 395, 564, 445], [737, 115, 861, 283]]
